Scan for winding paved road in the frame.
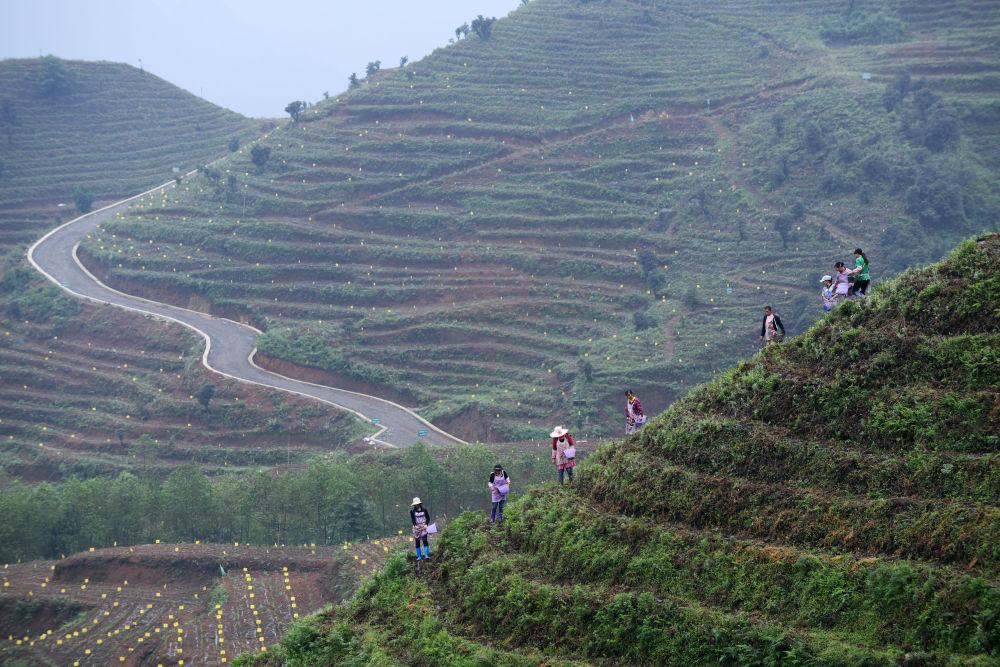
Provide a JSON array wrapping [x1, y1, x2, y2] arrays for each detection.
[[27, 177, 464, 448]]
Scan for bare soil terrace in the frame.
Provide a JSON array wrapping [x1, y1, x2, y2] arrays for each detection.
[[0, 538, 406, 665]]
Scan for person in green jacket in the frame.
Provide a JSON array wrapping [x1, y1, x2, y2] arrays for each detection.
[[850, 248, 871, 297]]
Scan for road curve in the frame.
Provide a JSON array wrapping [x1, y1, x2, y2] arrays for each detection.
[[27, 177, 465, 448]]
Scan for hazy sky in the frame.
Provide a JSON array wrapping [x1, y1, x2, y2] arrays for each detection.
[[0, 0, 523, 117]]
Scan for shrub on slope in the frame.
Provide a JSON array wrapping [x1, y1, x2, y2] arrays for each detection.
[[243, 235, 999, 665]]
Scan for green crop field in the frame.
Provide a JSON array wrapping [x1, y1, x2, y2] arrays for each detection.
[[0, 58, 374, 481], [0, 57, 257, 209], [0, 282, 368, 481], [80, 0, 1000, 442], [235, 234, 1000, 665], [0, 57, 260, 268]]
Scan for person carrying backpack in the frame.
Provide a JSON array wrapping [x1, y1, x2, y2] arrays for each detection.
[[550, 426, 576, 485], [488, 464, 510, 526], [850, 248, 871, 297], [410, 497, 432, 561], [759, 305, 785, 347]]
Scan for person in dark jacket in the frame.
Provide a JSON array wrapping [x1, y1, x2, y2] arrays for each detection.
[[625, 389, 646, 435], [759, 305, 785, 346], [488, 464, 510, 526], [410, 497, 431, 561]]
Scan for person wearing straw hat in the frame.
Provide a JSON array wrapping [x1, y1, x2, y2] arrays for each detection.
[[488, 463, 510, 526], [409, 497, 432, 561], [820, 275, 835, 312], [550, 426, 576, 485]]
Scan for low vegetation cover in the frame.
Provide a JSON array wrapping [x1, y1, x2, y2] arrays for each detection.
[[0, 56, 254, 209], [0, 247, 367, 482], [241, 235, 999, 665], [80, 0, 1000, 441]]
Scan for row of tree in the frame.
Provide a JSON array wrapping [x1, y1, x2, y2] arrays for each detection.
[[0, 443, 553, 563]]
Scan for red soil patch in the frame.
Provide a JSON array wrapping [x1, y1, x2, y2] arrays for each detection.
[[433, 403, 493, 443], [254, 353, 418, 408], [662, 313, 682, 361]]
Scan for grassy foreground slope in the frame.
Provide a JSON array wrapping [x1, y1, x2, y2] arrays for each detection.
[[240, 235, 999, 665], [83, 0, 1000, 441], [0, 59, 368, 481]]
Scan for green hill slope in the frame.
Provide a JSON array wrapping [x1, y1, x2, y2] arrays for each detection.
[[238, 234, 999, 665], [80, 0, 1000, 441], [0, 57, 255, 208], [0, 57, 257, 259], [0, 59, 362, 481]]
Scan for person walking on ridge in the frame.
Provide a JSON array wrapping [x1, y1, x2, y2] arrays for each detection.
[[625, 389, 646, 435], [550, 426, 576, 485], [850, 248, 871, 297], [488, 464, 510, 526], [821, 275, 835, 312], [410, 497, 432, 562], [759, 305, 785, 347]]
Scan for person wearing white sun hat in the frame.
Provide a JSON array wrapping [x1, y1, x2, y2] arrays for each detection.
[[820, 275, 835, 311], [550, 426, 576, 485], [409, 497, 432, 561]]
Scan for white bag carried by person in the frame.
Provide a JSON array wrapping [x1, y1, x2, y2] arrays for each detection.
[[426, 523, 438, 535], [564, 446, 576, 460]]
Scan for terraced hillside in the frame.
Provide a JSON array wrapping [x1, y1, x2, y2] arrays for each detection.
[[237, 235, 1000, 665], [0, 539, 405, 666], [0, 57, 256, 210], [0, 298, 368, 481], [0, 57, 257, 270], [81, 0, 1000, 441], [0, 58, 373, 481]]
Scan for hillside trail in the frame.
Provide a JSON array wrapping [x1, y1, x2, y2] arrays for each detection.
[[661, 313, 681, 362], [27, 178, 465, 449]]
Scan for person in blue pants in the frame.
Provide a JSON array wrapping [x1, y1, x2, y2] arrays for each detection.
[[410, 497, 431, 561], [488, 464, 510, 526]]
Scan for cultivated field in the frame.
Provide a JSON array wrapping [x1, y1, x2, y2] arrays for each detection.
[[0, 538, 406, 666], [0, 298, 368, 481], [81, 0, 1000, 441], [0, 59, 376, 482]]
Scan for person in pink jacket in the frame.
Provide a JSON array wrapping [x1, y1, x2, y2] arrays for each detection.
[[488, 464, 510, 526], [550, 426, 576, 485]]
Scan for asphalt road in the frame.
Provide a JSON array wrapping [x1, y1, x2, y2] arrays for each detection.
[[27, 178, 464, 448]]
